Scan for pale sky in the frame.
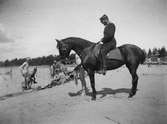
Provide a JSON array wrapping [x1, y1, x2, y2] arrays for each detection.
[[0, 0, 167, 60]]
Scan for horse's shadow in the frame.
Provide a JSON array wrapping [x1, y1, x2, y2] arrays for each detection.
[[68, 88, 131, 98]]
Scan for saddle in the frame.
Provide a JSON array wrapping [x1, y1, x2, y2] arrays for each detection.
[[94, 43, 123, 61]]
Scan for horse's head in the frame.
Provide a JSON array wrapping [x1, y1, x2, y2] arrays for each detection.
[[56, 39, 71, 59]]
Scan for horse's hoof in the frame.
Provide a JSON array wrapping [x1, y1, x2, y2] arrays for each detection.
[[128, 94, 133, 98], [128, 92, 135, 98], [128, 89, 137, 98], [91, 97, 96, 100], [97, 70, 106, 75], [91, 95, 96, 100]]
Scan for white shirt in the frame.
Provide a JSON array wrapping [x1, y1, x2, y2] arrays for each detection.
[[75, 54, 81, 65], [19, 61, 29, 76]]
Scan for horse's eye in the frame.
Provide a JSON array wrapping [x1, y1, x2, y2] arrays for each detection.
[[61, 47, 67, 51], [57, 45, 60, 49]]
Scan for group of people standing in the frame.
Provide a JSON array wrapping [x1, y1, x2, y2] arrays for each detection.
[[19, 57, 68, 90], [19, 54, 87, 93]]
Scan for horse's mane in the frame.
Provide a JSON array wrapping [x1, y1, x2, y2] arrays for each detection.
[[62, 37, 94, 48]]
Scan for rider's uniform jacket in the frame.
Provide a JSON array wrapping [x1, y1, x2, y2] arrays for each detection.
[[101, 22, 116, 44]]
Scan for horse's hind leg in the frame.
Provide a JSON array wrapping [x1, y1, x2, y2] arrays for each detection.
[[127, 64, 139, 98], [88, 71, 96, 100]]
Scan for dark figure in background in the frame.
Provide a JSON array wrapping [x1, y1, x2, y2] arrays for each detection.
[[98, 14, 117, 75], [29, 67, 38, 84]]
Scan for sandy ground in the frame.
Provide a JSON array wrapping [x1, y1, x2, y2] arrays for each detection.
[[0, 65, 167, 124]]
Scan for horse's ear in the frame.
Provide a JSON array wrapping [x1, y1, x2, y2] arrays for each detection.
[[55, 39, 62, 49], [55, 39, 60, 43]]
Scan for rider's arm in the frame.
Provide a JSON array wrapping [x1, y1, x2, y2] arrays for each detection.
[[19, 62, 27, 70]]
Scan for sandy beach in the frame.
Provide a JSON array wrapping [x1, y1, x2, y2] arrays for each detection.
[[0, 65, 167, 124]]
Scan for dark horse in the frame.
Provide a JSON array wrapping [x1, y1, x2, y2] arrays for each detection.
[[56, 37, 146, 100]]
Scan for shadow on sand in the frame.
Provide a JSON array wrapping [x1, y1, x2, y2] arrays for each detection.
[[0, 90, 34, 101], [0, 86, 44, 101], [68, 88, 131, 98]]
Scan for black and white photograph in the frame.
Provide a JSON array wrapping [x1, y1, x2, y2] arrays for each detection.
[[0, 0, 167, 124]]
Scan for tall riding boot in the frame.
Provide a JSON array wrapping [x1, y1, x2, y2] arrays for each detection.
[[101, 52, 106, 75], [99, 52, 106, 75]]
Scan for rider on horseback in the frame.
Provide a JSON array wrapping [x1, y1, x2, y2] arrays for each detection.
[[98, 14, 117, 75]]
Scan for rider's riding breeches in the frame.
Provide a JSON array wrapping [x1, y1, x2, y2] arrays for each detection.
[[100, 40, 116, 68]]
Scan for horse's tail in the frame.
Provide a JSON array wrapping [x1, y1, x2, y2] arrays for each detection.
[[140, 49, 146, 64]]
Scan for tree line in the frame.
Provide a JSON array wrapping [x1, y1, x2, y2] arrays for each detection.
[[0, 54, 76, 67], [0, 46, 167, 67], [146, 46, 167, 58]]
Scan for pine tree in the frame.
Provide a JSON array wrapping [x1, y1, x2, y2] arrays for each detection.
[[147, 48, 152, 58]]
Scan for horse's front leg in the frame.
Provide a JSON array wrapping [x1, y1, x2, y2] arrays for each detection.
[[79, 67, 87, 96], [88, 72, 96, 100]]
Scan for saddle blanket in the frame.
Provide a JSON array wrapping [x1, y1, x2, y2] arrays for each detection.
[[106, 48, 123, 61]]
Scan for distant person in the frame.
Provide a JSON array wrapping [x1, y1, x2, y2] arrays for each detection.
[[19, 57, 37, 90], [49, 60, 67, 87], [29, 66, 38, 84], [55, 60, 68, 84], [98, 14, 117, 75], [19, 57, 31, 80], [19, 57, 31, 89], [50, 60, 67, 76], [56, 60, 67, 73], [50, 60, 57, 78]]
